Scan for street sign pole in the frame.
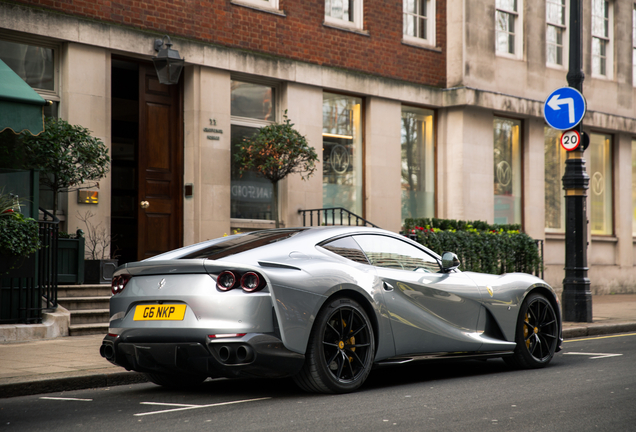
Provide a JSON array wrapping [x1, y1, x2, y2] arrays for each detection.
[[562, 0, 592, 322]]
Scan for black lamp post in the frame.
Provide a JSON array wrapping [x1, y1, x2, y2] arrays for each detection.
[[152, 35, 184, 85], [562, 0, 592, 322]]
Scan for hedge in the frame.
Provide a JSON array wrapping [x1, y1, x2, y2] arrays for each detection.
[[404, 218, 542, 276]]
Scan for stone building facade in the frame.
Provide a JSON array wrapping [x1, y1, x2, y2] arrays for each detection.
[[1, 0, 635, 294]]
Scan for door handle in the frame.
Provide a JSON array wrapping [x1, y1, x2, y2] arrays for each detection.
[[383, 281, 394, 292], [140, 200, 150, 209]]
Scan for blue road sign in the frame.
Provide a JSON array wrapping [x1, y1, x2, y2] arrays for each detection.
[[544, 87, 586, 130]]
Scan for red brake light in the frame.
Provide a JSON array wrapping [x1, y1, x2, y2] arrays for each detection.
[[111, 274, 131, 295], [217, 271, 237, 291], [241, 272, 260, 292]]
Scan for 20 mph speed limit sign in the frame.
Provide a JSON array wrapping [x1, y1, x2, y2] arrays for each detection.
[[560, 130, 581, 151]]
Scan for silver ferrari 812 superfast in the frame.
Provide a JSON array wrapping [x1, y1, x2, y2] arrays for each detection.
[[100, 226, 562, 393]]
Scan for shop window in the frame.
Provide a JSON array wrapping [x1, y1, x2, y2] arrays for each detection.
[[592, 0, 612, 78], [401, 106, 434, 222], [323, 92, 363, 217], [403, 0, 435, 46], [494, 117, 522, 225], [546, 0, 566, 66], [325, 0, 363, 29], [589, 133, 613, 235], [230, 81, 276, 220], [544, 127, 567, 233], [496, 0, 523, 58]]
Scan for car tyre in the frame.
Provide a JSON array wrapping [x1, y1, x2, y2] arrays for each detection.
[[294, 297, 375, 394], [144, 372, 207, 389], [504, 293, 559, 369]]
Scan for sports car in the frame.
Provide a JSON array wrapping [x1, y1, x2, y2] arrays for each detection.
[[100, 226, 562, 393]]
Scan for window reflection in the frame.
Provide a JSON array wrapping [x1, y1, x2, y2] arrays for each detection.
[[401, 106, 434, 222], [544, 127, 566, 232], [230, 81, 276, 220], [494, 117, 522, 225], [590, 133, 613, 235], [322, 93, 363, 218], [0, 40, 54, 91]]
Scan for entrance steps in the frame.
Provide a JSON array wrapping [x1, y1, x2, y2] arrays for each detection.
[[57, 284, 111, 336]]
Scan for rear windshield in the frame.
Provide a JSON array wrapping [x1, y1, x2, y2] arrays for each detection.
[[180, 229, 305, 260]]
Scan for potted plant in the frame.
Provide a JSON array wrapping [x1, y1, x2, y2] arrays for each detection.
[[76, 210, 118, 284], [233, 112, 319, 228], [0, 190, 40, 276]]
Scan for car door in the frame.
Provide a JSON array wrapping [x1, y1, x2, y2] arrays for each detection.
[[352, 234, 485, 356]]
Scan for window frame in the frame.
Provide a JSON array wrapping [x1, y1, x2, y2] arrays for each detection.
[[546, 0, 568, 68], [400, 105, 436, 223], [493, 116, 523, 226], [230, 78, 280, 221], [632, 138, 636, 236], [591, 0, 613, 79], [0, 33, 60, 103], [589, 131, 614, 236], [544, 126, 567, 234], [402, 0, 436, 47], [324, 0, 364, 30], [495, 0, 524, 59]]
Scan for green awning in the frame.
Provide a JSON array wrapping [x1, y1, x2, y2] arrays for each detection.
[[0, 58, 46, 136]]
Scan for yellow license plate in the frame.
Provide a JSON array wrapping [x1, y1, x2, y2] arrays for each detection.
[[133, 304, 186, 321]]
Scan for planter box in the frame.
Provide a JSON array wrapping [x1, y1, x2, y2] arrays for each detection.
[[84, 259, 118, 284]]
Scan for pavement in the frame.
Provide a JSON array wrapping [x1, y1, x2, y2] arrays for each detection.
[[1, 294, 635, 399]]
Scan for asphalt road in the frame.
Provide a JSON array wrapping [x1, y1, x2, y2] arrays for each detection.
[[1, 333, 634, 432]]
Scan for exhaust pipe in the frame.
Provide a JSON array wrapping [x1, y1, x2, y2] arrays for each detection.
[[218, 346, 231, 363], [236, 345, 254, 363], [100, 344, 115, 360]]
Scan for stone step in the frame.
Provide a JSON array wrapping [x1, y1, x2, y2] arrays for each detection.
[[69, 309, 110, 325], [58, 296, 110, 311], [57, 284, 112, 298], [69, 323, 108, 336]]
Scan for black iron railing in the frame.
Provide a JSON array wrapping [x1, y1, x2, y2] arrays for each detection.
[[39, 208, 59, 310], [298, 208, 380, 228], [0, 208, 59, 325]]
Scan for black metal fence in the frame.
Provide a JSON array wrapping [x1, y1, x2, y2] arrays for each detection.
[[0, 208, 59, 325], [298, 207, 380, 228], [39, 208, 59, 309]]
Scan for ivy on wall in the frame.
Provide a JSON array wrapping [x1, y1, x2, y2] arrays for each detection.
[[404, 218, 542, 276]]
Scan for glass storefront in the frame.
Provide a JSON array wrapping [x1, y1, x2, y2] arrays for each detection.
[[493, 117, 522, 225], [590, 132, 613, 235], [322, 92, 363, 218], [230, 81, 276, 220], [544, 127, 566, 232], [401, 106, 434, 222]]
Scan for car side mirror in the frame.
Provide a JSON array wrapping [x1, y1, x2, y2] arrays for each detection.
[[441, 251, 460, 272]]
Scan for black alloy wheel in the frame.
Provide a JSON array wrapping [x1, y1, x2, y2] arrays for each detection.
[[505, 293, 559, 369], [294, 298, 375, 393]]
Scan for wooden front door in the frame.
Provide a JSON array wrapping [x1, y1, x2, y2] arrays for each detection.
[[137, 64, 183, 260]]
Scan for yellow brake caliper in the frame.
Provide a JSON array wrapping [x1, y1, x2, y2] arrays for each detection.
[[525, 311, 539, 348], [341, 319, 355, 363]]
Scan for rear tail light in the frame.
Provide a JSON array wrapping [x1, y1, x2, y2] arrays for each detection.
[[217, 271, 237, 291], [241, 272, 260, 292], [111, 274, 131, 295], [215, 270, 265, 293]]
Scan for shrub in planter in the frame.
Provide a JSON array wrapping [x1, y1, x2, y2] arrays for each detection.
[[0, 192, 40, 272], [406, 219, 541, 276]]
